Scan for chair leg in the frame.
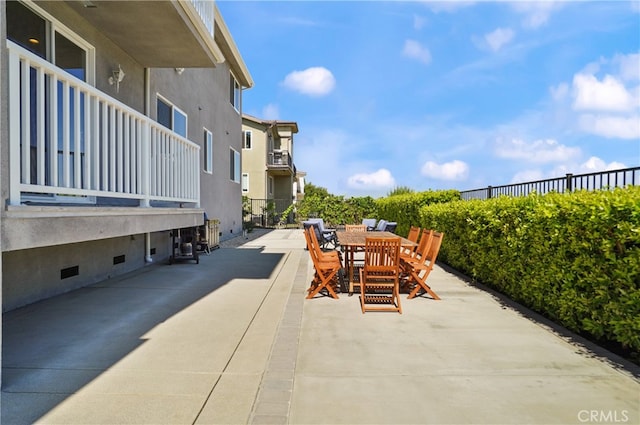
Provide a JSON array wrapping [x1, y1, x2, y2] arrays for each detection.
[[407, 270, 440, 300]]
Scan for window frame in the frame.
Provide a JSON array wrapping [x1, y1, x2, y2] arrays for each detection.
[[243, 130, 252, 150], [230, 148, 240, 183], [156, 94, 188, 138], [203, 128, 213, 174], [229, 73, 240, 112]]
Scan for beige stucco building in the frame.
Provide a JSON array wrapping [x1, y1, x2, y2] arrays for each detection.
[[241, 114, 304, 225], [0, 0, 253, 315]]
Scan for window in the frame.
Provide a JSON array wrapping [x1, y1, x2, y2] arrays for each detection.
[[7, 0, 95, 203], [156, 95, 187, 138], [204, 129, 213, 173], [230, 148, 240, 183], [243, 130, 252, 149], [229, 73, 240, 111], [242, 173, 249, 192], [268, 176, 274, 196]]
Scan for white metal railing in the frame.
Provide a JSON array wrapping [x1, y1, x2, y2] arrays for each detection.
[[7, 41, 200, 207], [190, 0, 215, 38]]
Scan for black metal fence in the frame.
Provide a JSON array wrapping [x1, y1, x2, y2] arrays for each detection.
[[460, 166, 640, 201], [244, 198, 295, 228]]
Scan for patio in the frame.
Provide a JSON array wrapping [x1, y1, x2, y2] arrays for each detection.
[[2, 229, 638, 424]]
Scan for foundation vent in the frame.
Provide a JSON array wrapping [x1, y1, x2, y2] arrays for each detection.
[[113, 255, 126, 265], [61, 265, 79, 280]]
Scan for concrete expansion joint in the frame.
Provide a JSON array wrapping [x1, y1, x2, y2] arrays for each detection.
[[249, 252, 309, 424]]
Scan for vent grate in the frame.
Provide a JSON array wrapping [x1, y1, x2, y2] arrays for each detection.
[[61, 265, 79, 279]]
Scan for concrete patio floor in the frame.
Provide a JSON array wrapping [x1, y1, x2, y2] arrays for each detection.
[[2, 229, 639, 424]]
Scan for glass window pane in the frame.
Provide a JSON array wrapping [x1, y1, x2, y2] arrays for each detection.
[[157, 98, 172, 129], [55, 32, 86, 81], [6, 1, 47, 59], [173, 109, 187, 138]]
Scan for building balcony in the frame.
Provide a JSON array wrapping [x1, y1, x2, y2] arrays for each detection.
[[267, 150, 294, 175], [63, 0, 223, 67], [4, 41, 203, 250]]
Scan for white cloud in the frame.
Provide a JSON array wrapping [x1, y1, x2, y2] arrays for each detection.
[[402, 39, 432, 64], [578, 114, 640, 139], [420, 160, 469, 181], [511, 1, 561, 29], [494, 138, 581, 163], [261, 103, 279, 120], [510, 157, 626, 185], [510, 169, 544, 184], [572, 73, 637, 112], [550, 82, 569, 101], [579, 156, 626, 172], [282, 67, 336, 97], [614, 52, 640, 81], [485, 27, 515, 52], [347, 169, 396, 190], [413, 14, 426, 30]]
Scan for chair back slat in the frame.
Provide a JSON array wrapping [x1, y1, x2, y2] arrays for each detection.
[[363, 237, 401, 278], [345, 224, 367, 232], [407, 226, 420, 243]]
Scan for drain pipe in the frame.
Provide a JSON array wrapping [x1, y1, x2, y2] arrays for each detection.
[[144, 67, 153, 263], [145, 232, 153, 263]]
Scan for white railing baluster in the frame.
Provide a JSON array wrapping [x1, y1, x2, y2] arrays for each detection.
[[8, 49, 21, 205], [37, 68, 46, 185], [49, 73, 58, 187], [20, 57, 30, 184], [62, 80, 71, 188], [90, 95, 99, 190], [109, 105, 116, 191], [101, 101, 108, 191], [73, 85, 82, 188], [8, 40, 200, 205]]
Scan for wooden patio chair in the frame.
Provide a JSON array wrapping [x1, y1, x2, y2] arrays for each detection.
[[401, 226, 421, 255], [345, 224, 367, 232], [304, 227, 343, 299], [359, 236, 402, 314], [401, 231, 443, 300], [306, 218, 338, 249], [400, 228, 432, 263]]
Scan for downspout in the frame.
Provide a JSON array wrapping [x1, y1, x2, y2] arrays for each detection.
[[144, 67, 153, 263]]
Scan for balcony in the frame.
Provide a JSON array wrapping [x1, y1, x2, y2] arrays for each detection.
[[5, 41, 203, 250], [267, 150, 294, 175], [8, 40, 200, 207], [63, 0, 222, 67]]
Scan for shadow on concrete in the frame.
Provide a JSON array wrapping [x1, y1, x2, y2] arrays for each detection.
[[1, 246, 284, 424]]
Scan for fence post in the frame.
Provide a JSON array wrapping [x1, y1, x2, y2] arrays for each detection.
[[565, 173, 573, 193], [487, 186, 492, 199]]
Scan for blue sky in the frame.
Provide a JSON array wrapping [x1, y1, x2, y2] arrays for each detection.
[[218, 0, 640, 197]]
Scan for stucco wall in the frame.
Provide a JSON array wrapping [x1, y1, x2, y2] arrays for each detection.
[[150, 67, 244, 240], [241, 121, 268, 200], [2, 231, 171, 312]]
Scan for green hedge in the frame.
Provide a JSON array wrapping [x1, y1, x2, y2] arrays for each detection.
[[419, 187, 640, 355], [375, 189, 460, 236]]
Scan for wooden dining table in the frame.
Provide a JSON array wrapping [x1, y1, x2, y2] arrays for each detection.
[[336, 231, 417, 295]]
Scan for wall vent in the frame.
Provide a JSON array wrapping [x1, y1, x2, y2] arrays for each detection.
[[113, 255, 126, 265], [61, 265, 79, 280]]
